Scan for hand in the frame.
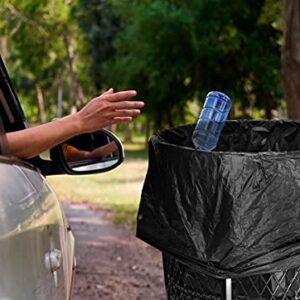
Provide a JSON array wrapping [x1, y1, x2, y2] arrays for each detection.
[[74, 89, 144, 133]]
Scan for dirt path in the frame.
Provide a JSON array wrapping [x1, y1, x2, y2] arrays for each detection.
[[64, 202, 165, 300]]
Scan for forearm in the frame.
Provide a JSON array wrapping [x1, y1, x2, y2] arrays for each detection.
[[6, 114, 82, 159], [89, 142, 117, 159], [6, 89, 143, 159]]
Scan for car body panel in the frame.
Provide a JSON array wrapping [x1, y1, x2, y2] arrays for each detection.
[[0, 54, 123, 299], [0, 158, 75, 299]]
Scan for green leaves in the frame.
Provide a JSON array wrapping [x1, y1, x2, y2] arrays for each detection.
[[1, 0, 88, 122], [101, 0, 281, 127], [1, 0, 283, 126]]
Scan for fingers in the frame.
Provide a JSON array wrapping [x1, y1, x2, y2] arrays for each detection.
[[110, 109, 141, 118], [78, 89, 144, 130], [108, 108, 142, 125], [112, 100, 144, 109], [100, 88, 114, 97], [106, 109, 141, 127], [97, 89, 144, 109], [99, 90, 137, 102], [113, 117, 133, 123]]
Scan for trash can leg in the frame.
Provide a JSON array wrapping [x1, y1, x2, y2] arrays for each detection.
[[226, 278, 232, 300]]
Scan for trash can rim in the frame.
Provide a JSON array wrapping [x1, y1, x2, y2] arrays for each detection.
[[152, 137, 300, 157]]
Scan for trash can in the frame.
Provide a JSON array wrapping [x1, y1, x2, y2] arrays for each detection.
[[137, 121, 300, 300], [163, 253, 300, 299]]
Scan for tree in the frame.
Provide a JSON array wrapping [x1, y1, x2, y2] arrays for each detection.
[[281, 0, 300, 119], [0, 0, 283, 127], [103, 0, 281, 131], [0, 0, 88, 122], [75, 0, 120, 91], [0, 1, 52, 122]]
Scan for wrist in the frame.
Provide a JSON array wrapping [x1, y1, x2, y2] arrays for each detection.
[[59, 113, 84, 136]]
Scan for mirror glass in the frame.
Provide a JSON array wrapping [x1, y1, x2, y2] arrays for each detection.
[[61, 130, 122, 173]]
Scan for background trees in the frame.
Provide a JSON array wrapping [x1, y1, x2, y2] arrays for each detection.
[[104, 0, 282, 130], [0, 0, 296, 137], [281, 0, 300, 119], [0, 0, 86, 122]]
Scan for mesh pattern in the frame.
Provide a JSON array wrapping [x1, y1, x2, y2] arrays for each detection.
[[233, 269, 300, 300], [163, 254, 300, 300], [163, 254, 223, 300]]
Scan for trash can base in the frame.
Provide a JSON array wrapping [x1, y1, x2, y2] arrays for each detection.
[[163, 253, 300, 300]]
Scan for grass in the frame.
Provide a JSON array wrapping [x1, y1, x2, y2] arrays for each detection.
[[48, 136, 148, 228]]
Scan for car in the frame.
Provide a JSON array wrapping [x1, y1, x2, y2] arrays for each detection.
[[0, 55, 124, 299]]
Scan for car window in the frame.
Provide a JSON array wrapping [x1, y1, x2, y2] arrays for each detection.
[[0, 56, 27, 133], [0, 57, 30, 158]]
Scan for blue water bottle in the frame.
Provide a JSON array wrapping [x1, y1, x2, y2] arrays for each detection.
[[192, 91, 232, 151]]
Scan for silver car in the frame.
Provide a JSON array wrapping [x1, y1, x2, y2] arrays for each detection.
[[0, 56, 124, 299]]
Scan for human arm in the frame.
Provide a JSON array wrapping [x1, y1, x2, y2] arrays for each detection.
[[62, 141, 118, 162], [88, 141, 118, 159], [6, 89, 144, 159]]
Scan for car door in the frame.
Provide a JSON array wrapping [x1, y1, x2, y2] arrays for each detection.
[[0, 55, 123, 299], [0, 156, 75, 299], [0, 57, 75, 299]]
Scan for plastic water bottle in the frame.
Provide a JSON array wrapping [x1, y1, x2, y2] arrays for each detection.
[[192, 91, 232, 151]]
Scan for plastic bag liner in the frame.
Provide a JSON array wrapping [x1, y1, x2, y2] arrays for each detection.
[[136, 120, 300, 279]]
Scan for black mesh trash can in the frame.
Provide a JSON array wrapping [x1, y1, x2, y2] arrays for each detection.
[[137, 121, 300, 300], [163, 253, 300, 299]]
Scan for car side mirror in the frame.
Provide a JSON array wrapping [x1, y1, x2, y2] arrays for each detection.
[[50, 129, 124, 175]]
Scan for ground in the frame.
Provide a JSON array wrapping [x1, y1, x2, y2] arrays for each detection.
[[64, 202, 165, 300]]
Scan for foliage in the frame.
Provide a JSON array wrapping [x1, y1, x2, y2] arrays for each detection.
[[104, 0, 282, 127], [75, 0, 120, 91], [0, 0, 283, 128], [0, 0, 88, 122]]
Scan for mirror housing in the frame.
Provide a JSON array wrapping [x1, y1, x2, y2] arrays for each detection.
[[50, 129, 124, 175]]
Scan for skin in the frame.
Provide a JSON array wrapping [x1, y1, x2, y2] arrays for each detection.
[[6, 88, 144, 159], [63, 141, 118, 162]]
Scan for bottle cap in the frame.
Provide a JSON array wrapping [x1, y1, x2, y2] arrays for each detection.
[[207, 91, 231, 104]]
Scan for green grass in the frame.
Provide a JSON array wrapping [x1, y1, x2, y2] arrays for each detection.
[[122, 138, 148, 160], [48, 138, 148, 228]]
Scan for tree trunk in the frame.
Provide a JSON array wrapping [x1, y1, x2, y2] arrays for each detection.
[[281, 0, 300, 119], [264, 97, 273, 119], [63, 35, 84, 109], [263, 92, 275, 119], [35, 83, 46, 123], [57, 79, 63, 118], [0, 36, 8, 62], [124, 123, 132, 142]]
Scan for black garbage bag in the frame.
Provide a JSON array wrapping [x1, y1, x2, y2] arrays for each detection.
[[137, 120, 300, 279]]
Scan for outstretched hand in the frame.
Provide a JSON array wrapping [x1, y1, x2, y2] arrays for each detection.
[[75, 89, 144, 133], [6, 88, 144, 159]]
